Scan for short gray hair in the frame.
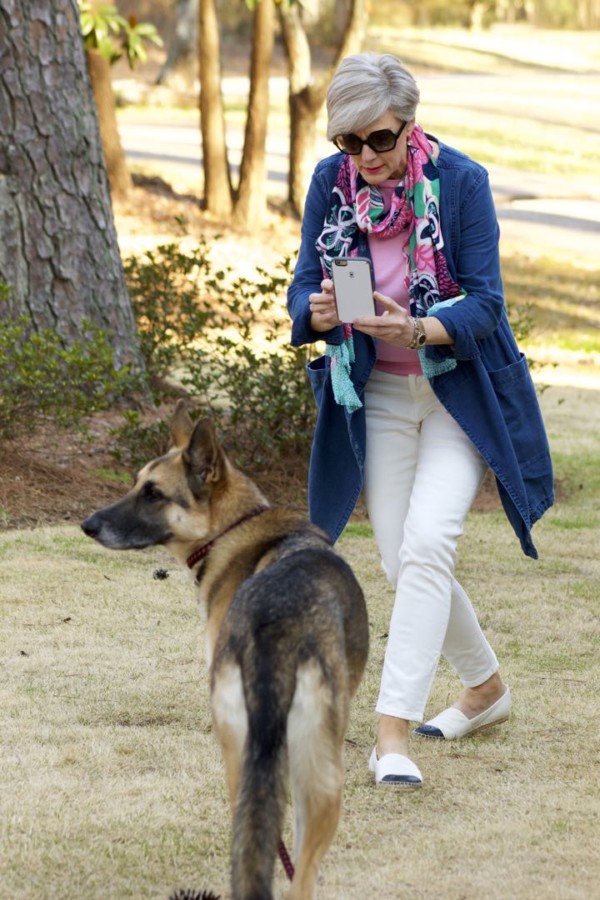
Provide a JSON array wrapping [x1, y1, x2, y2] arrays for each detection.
[[326, 53, 420, 140]]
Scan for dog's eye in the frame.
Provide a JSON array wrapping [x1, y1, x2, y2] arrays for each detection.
[[142, 482, 165, 503]]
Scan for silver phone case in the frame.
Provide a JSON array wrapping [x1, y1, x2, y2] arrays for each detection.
[[332, 258, 375, 322]]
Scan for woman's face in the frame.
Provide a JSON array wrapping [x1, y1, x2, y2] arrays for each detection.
[[346, 112, 414, 184]]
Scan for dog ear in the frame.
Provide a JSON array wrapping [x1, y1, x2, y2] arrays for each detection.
[[169, 400, 195, 448], [185, 419, 226, 488]]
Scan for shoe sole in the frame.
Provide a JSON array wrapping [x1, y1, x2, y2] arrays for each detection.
[[375, 780, 423, 790]]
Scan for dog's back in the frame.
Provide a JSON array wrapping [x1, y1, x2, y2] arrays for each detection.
[[209, 524, 369, 900]]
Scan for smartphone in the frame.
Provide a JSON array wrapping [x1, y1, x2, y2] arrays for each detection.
[[331, 257, 375, 322]]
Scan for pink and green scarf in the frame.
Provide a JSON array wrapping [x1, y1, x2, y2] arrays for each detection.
[[316, 125, 463, 410]]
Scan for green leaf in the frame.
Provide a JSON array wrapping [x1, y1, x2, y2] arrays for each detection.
[[78, 0, 161, 67]]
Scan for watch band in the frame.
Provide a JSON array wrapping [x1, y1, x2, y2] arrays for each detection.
[[408, 316, 427, 350]]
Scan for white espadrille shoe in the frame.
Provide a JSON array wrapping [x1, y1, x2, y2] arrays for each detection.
[[413, 688, 511, 740], [368, 748, 423, 789]]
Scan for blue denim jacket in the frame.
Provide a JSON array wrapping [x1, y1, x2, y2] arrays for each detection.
[[287, 144, 554, 558]]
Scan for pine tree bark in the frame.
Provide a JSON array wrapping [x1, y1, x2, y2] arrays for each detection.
[[0, 0, 142, 371]]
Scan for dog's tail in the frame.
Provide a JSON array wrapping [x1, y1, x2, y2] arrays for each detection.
[[230, 675, 288, 900], [230, 654, 346, 900]]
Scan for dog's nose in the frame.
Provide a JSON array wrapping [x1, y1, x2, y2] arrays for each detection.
[[81, 513, 101, 538]]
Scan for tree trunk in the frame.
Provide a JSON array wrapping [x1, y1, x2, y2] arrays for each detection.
[[234, 0, 275, 229], [85, 48, 132, 200], [0, 0, 142, 371], [278, 4, 316, 218], [334, 0, 353, 36], [199, 0, 233, 218], [280, 0, 368, 218], [467, 0, 489, 30], [156, 0, 198, 91]]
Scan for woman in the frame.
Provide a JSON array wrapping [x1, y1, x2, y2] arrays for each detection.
[[287, 53, 554, 789]]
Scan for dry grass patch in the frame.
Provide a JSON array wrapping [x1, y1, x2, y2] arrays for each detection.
[[1, 382, 599, 899]]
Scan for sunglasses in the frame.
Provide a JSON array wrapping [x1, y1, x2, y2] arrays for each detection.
[[333, 122, 407, 155]]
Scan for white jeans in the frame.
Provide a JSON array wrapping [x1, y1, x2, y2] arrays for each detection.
[[363, 370, 499, 723]]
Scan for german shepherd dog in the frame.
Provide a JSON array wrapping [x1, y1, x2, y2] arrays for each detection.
[[82, 402, 369, 900]]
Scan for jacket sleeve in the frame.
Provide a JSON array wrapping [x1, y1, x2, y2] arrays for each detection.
[[287, 157, 344, 348], [430, 165, 506, 362]]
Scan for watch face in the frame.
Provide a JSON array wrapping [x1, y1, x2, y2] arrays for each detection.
[[418, 333, 427, 347]]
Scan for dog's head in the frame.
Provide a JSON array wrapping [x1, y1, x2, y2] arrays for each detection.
[[81, 402, 232, 556]]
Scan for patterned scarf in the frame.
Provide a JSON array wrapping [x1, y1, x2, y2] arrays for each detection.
[[316, 125, 463, 410]]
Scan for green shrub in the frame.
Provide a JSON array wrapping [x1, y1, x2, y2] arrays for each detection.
[[123, 240, 216, 393], [0, 293, 132, 440], [507, 300, 535, 347], [122, 238, 317, 470], [108, 410, 171, 473]]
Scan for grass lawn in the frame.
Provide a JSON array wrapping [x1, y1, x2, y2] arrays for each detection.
[[1, 378, 599, 900], [503, 254, 600, 361]]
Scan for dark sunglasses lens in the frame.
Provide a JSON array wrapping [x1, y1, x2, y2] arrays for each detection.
[[335, 134, 363, 154], [335, 128, 400, 155], [368, 130, 396, 152]]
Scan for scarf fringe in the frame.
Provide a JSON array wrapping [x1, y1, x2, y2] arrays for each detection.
[[325, 335, 362, 413]]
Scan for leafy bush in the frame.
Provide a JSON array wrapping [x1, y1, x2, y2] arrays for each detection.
[[0, 285, 132, 440], [108, 410, 171, 473], [122, 240, 219, 394], [122, 238, 317, 470], [507, 300, 534, 348]]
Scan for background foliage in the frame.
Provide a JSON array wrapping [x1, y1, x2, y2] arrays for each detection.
[[118, 0, 600, 35], [0, 285, 132, 440], [79, 1, 162, 67], [120, 238, 317, 471]]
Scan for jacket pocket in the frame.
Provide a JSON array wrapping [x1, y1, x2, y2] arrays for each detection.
[[489, 353, 549, 471], [306, 355, 330, 408]]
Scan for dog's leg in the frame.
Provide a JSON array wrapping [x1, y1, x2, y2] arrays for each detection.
[[211, 660, 248, 814], [288, 765, 343, 900], [286, 662, 348, 900]]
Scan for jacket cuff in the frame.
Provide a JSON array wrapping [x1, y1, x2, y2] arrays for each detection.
[[431, 308, 481, 361], [290, 313, 344, 348]]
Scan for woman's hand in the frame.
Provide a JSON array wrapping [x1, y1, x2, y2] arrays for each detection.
[[309, 279, 342, 333], [353, 291, 415, 346]]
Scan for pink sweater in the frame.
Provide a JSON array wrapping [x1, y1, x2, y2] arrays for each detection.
[[368, 181, 421, 376]]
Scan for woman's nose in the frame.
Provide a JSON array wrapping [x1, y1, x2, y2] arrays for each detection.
[[360, 144, 378, 162]]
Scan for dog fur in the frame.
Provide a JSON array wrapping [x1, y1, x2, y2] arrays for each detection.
[[82, 402, 369, 900]]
